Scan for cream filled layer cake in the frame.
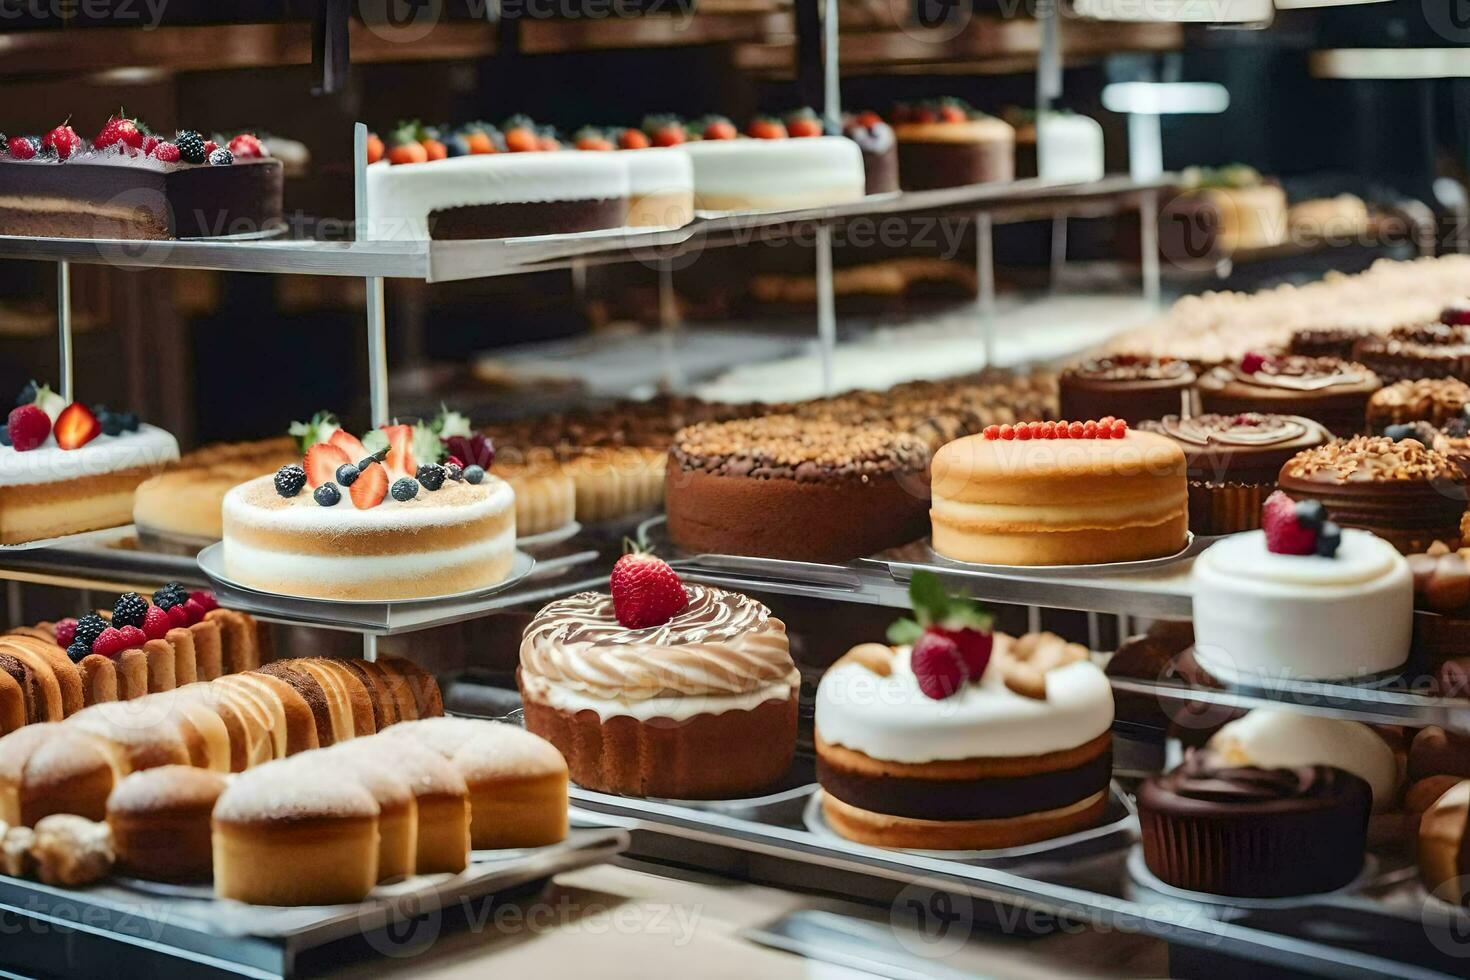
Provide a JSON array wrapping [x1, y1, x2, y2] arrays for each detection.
[[683, 136, 865, 212], [222, 474, 515, 600], [929, 420, 1188, 566], [1191, 496, 1411, 684], [622, 147, 694, 228], [1, 385, 179, 546], [519, 565, 798, 799], [365, 152, 631, 241], [815, 588, 1114, 850]]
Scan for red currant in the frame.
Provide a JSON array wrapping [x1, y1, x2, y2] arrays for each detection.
[[983, 424, 1001, 440], [1112, 419, 1128, 438], [1069, 421, 1085, 438], [999, 424, 1015, 440], [1083, 421, 1098, 438]]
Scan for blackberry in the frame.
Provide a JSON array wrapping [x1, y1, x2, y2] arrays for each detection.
[[74, 613, 108, 650], [416, 464, 446, 491], [152, 582, 189, 610], [207, 147, 234, 166], [314, 482, 342, 506], [445, 461, 464, 482], [274, 464, 307, 498], [391, 477, 419, 502], [175, 130, 207, 165], [66, 641, 91, 664], [335, 463, 360, 487], [463, 465, 485, 485], [112, 592, 149, 629]]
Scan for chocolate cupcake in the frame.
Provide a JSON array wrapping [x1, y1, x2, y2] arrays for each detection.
[[1138, 749, 1372, 898], [1354, 324, 1470, 384], [1289, 327, 1364, 361], [842, 116, 899, 195], [1139, 413, 1330, 534], [1058, 355, 1195, 425], [1196, 354, 1381, 438], [1277, 435, 1467, 554], [1367, 377, 1470, 434]]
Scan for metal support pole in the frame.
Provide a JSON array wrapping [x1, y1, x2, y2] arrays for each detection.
[[1086, 611, 1101, 652], [822, 0, 841, 131], [1027, 605, 1042, 635], [1139, 189, 1161, 307], [366, 277, 389, 427], [311, 0, 350, 96], [6, 582, 20, 626], [815, 224, 837, 395], [57, 261, 72, 403], [975, 214, 996, 367], [657, 259, 683, 392], [362, 633, 378, 663], [1050, 215, 1068, 290], [571, 259, 588, 308]]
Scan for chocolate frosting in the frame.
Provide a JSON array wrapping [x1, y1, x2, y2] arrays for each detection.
[[1218, 356, 1372, 392], [1139, 413, 1329, 484], [1065, 356, 1191, 384], [1159, 750, 1354, 804]]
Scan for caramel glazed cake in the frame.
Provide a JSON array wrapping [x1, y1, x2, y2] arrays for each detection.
[[518, 585, 799, 799], [221, 473, 516, 600], [815, 634, 1115, 849]]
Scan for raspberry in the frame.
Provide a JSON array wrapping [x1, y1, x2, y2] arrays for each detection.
[[1016, 423, 1032, 441], [53, 618, 78, 648], [6, 404, 50, 451], [182, 598, 207, 625], [7, 136, 36, 160], [117, 625, 147, 649], [203, 139, 219, 156], [166, 604, 189, 630], [1240, 352, 1267, 374], [141, 605, 171, 641], [911, 631, 967, 700], [1040, 421, 1057, 439], [998, 424, 1014, 440], [1069, 421, 1085, 438], [983, 425, 1000, 440], [1262, 490, 1317, 555], [1083, 421, 1098, 438], [228, 133, 266, 159], [1111, 420, 1128, 438], [152, 141, 180, 163], [189, 590, 218, 613], [91, 627, 127, 658], [1055, 420, 1071, 439], [142, 135, 160, 155]]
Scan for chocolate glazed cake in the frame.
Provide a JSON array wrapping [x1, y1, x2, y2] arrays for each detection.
[[0, 158, 283, 239], [1354, 324, 1470, 384], [1139, 413, 1330, 534], [665, 416, 932, 563], [1138, 750, 1372, 898], [518, 586, 799, 799], [1278, 435, 1467, 554], [1196, 355, 1381, 438], [1059, 355, 1196, 425], [893, 117, 1015, 191]]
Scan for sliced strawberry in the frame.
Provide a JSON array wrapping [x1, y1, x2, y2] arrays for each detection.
[[304, 443, 351, 488], [381, 424, 415, 479], [53, 403, 101, 450], [328, 429, 368, 461], [349, 461, 389, 510]]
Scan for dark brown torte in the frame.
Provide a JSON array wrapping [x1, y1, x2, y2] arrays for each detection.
[[1196, 355, 1381, 438], [1354, 324, 1470, 384], [1138, 750, 1372, 898], [1059, 355, 1196, 425], [843, 116, 899, 196]]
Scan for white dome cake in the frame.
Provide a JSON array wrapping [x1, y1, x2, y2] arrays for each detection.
[[683, 136, 865, 213]]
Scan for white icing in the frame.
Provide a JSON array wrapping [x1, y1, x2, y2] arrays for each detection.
[[621, 147, 693, 196], [364, 153, 631, 241], [1071, 0, 1272, 21], [1035, 114, 1105, 183], [814, 647, 1114, 763], [1207, 709, 1400, 811], [0, 425, 178, 486], [223, 524, 516, 583], [222, 473, 514, 532], [682, 137, 865, 210], [521, 668, 798, 723], [1191, 529, 1412, 683]]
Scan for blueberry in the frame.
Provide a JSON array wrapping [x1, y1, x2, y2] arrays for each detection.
[[118, 411, 140, 432], [444, 133, 471, 157], [1315, 520, 1342, 558], [0, 425, 9, 447], [416, 463, 446, 491], [336, 463, 360, 487], [1384, 422, 1419, 442], [99, 410, 124, 437], [463, 465, 485, 484], [274, 464, 307, 498], [445, 461, 464, 482], [1293, 499, 1326, 531], [391, 477, 419, 502], [15, 380, 36, 406], [314, 482, 342, 506]]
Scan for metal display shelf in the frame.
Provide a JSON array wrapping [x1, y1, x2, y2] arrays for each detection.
[[0, 175, 1166, 283]]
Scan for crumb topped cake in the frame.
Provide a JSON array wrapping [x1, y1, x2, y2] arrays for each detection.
[[519, 559, 798, 799], [665, 415, 931, 563]]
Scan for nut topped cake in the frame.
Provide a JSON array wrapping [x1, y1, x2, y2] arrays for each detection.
[[1366, 377, 1470, 433], [1196, 354, 1381, 437], [1058, 355, 1196, 425], [665, 416, 930, 563], [519, 551, 797, 799], [1354, 323, 1470, 384], [1277, 435, 1466, 553]]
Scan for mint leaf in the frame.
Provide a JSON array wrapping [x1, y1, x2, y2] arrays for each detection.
[[908, 571, 950, 626], [886, 618, 924, 645]]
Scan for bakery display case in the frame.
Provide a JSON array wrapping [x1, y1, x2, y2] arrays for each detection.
[[3, 2, 1470, 978]]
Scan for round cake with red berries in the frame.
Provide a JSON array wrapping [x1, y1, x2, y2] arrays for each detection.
[[221, 420, 515, 601], [814, 577, 1114, 850], [518, 554, 798, 799]]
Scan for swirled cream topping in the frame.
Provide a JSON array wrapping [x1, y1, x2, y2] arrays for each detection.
[[1152, 413, 1307, 447], [520, 585, 793, 700]]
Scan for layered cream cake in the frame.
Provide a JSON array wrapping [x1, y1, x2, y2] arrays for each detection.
[[1, 426, 178, 545], [364, 152, 631, 240], [683, 136, 865, 212], [621, 147, 694, 228], [132, 437, 298, 544], [221, 467, 516, 601]]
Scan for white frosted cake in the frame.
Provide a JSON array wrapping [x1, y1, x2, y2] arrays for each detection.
[[364, 152, 631, 241], [222, 472, 516, 601], [0, 423, 178, 545], [1030, 112, 1105, 183], [683, 136, 865, 213], [1191, 528, 1411, 683], [622, 147, 694, 228]]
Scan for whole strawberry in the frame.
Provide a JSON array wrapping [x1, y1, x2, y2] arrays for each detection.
[[42, 122, 81, 160], [610, 545, 689, 629], [911, 631, 966, 700], [887, 570, 994, 698]]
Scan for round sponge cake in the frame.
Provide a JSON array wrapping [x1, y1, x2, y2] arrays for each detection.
[[930, 427, 1188, 565]]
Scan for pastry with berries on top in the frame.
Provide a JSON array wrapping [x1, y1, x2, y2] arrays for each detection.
[[519, 547, 797, 798], [891, 99, 1015, 190], [842, 109, 899, 195], [815, 572, 1114, 849], [681, 118, 865, 212]]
